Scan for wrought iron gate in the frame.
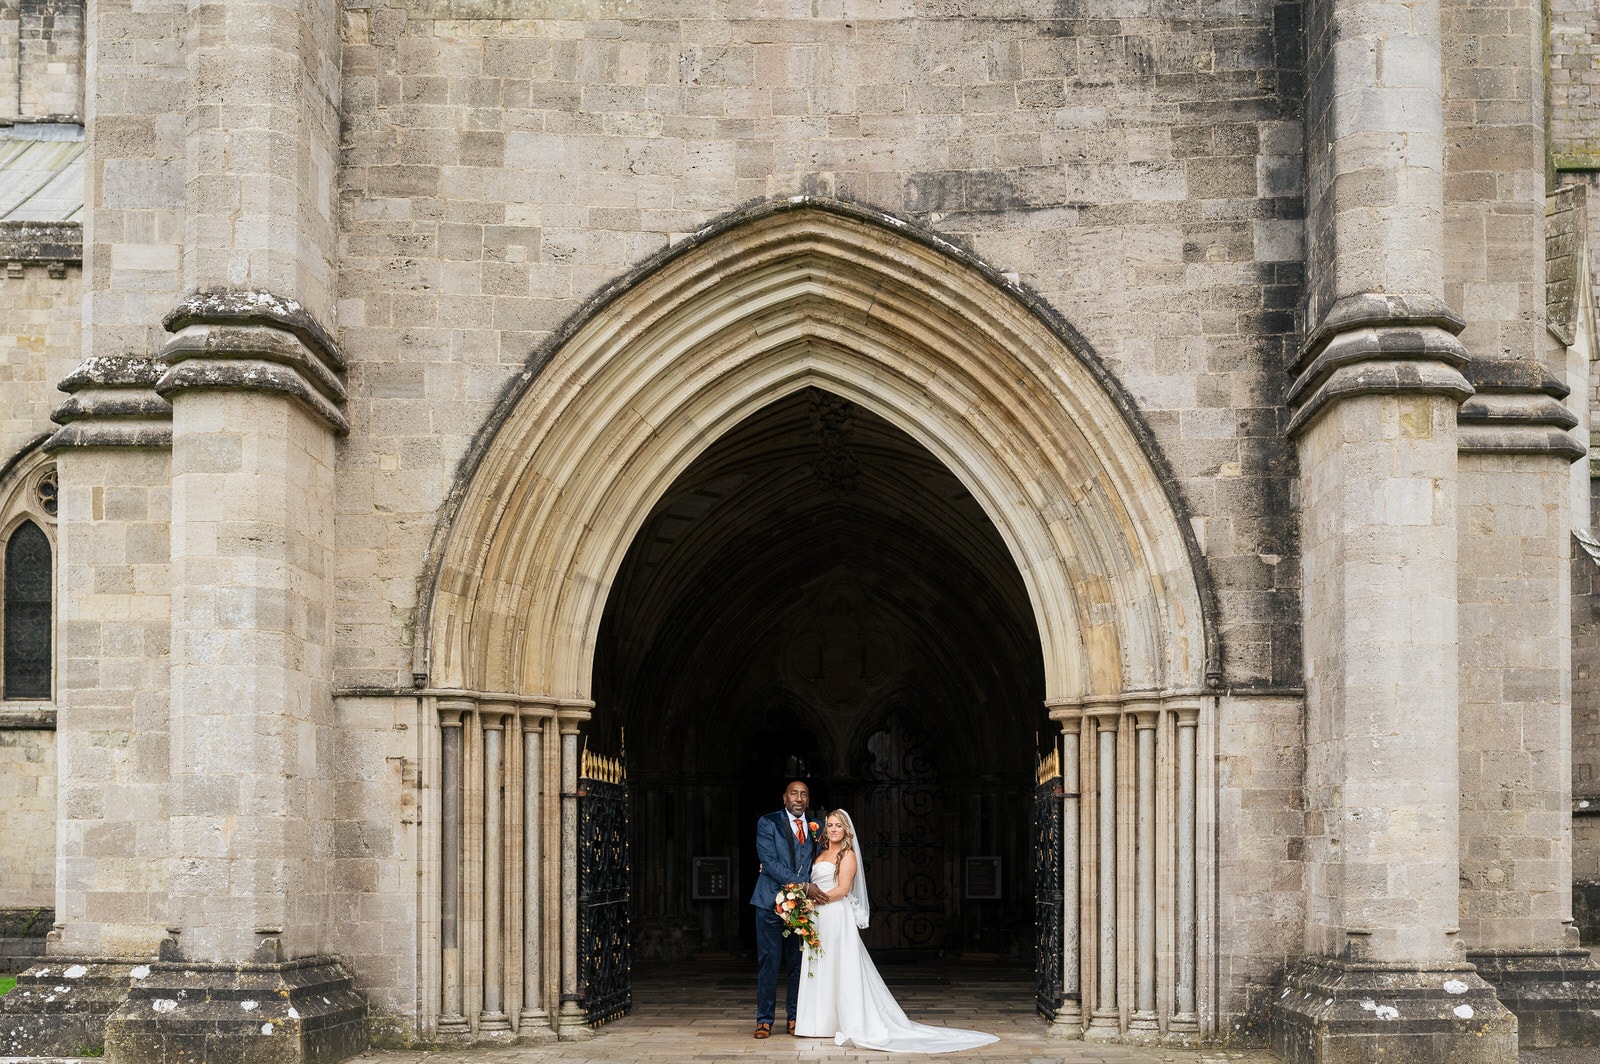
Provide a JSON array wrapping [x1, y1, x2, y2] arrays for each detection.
[[577, 745, 632, 1026], [857, 711, 946, 951], [1033, 747, 1064, 1019]]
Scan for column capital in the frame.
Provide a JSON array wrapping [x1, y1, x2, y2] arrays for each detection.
[[156, 290, 347, 434], [45, 354, 173, 450], [1046, 699, 1084, 731], [554, 700, 594, 734], [1286, 293, 1473, 437], [1082, 696, 1122, 727]]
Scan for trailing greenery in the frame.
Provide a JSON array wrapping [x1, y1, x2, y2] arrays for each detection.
[[0, 976, 16, 996]]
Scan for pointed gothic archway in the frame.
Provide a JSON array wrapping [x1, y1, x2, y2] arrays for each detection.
[[415, 200, 1216, 1042]]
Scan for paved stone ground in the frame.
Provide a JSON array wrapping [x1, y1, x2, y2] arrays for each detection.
[[355, 962, 1592, 1063], [5, 961, 1592, 1064]]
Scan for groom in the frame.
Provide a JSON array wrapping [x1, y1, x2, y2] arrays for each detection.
[[750, 779, 818, 1038]]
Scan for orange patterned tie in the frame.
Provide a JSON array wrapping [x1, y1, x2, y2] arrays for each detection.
[[794, 819, 804, 843]]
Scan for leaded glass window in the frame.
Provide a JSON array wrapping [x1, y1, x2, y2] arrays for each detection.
[[5, 520, 51, 699]]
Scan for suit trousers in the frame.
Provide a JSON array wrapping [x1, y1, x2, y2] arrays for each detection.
[[755, 905, 801, 1024]]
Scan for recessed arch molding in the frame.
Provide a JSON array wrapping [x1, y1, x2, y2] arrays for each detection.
[[413, 197, 1224, 1043], [417, 198, 1219, 704]]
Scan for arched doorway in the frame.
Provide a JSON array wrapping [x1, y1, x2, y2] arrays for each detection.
[[587, 389, 1045, 962], [416, 200, 1214, 1043]]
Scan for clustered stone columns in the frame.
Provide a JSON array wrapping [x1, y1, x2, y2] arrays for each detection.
[[430, 696, 583, 1042], [96, 292, 366, 1064], [1045, 694, 1203, 1044], [1276, 0, 1519, 1055]]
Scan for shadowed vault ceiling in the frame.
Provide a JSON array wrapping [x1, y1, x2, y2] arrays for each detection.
[[592, 387, 1047, 782]]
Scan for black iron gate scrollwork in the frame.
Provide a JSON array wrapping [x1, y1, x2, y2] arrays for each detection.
[[1033, 747, 1064, 1019], [577, 745, 632, 1026]]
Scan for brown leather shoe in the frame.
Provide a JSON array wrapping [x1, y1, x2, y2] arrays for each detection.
[[786, 1019, 797, 1035], [754, 1022, 771, 1039]]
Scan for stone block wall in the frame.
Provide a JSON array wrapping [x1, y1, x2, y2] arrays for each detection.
[[0, 723, 55, 908], [333, 0, 1306, 698], [0, 0, 84, 120], [0, 261, 80, 459], [1214, 692, 1305, 1034], [1550, 0, 1600, 171], [51, 446, 172, 959], [330, 2, 1309, 1024], [0, 721, 55, 974], [81, 0, 185, 366], [327, 695, 421, 1034], [1459, 455, 1575, 948], [1441, 0, 1546, 370]]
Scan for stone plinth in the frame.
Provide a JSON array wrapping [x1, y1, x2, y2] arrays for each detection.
[[1468, 948, 1600, 1048], [0, 907, 52, 974], [1270, 961, 1518, 1064], [103, 956, 367, 1064], [0, 958, 143, 1056]]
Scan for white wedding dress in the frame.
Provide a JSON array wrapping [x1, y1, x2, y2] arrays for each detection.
[[793, 860, 998, 1053]]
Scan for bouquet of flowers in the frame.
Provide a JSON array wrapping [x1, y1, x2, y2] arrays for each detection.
[[774, 882, 823, 958]]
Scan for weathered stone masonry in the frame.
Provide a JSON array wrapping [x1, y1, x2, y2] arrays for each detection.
[[0, 2, 1597, 1063]]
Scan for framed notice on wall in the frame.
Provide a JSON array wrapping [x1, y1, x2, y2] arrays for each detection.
[[965, 857, 1001, 900], [691, 856, 731, 900]]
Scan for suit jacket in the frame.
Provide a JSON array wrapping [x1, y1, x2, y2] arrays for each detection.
[[749, 809, 817, 908]]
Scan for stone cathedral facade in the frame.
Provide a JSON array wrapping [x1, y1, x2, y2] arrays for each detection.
[[1, 0, 1600, 1062]]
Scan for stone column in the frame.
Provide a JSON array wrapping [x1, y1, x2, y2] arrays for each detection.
[[1274, 0, 1517, 1056], [1456, 365, 1600, 1042], [156, 300, 344, 964], [1046, 704, 1084, 1038], [519, 705, 555, 1038], [555, 713, 592, 1040], [480, 712, 511, 1032], [1084, 707, 1120, 1041], [98, 0, 362, 1050], [1128, 706, 1159, 1040], [105, 296, 366, 1064], [1440, 0, 1600, 1037], [1, 0, 188, 1044], [1171, 702, 1200, 1037], [0, 359, 173, 1057], [437, 703, 468, 1034]]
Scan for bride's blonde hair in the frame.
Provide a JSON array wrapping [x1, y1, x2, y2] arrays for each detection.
[[826, 809, 855, 855]]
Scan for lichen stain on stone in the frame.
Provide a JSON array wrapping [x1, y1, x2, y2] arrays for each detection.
[[1359, 999, 1400, 1020]]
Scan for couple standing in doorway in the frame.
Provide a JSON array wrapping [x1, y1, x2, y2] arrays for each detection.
[[749, 779, 997, 1053]]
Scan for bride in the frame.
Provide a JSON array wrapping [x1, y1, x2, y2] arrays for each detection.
[[793, 809, 998, 1053]]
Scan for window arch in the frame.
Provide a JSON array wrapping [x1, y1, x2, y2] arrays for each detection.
[[0, 451, 57, 702], [4, 520, 51, 699]]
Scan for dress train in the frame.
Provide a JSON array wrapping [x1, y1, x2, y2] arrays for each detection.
[[793, 861, 997, 1053]]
